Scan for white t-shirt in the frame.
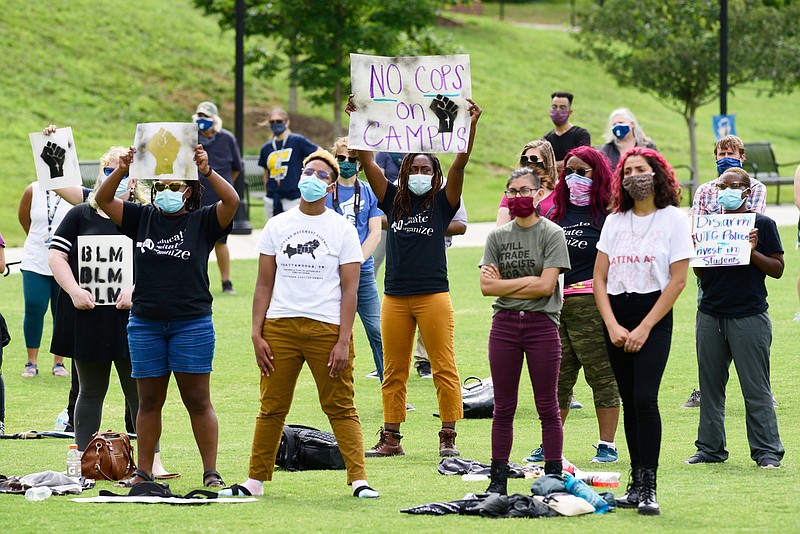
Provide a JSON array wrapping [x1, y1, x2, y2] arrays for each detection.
[[22, 184, 74, 276], [257, 207, 364, 325], [596, 205, 694, 295]]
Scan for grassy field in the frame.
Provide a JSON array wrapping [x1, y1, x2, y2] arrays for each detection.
[[3, 1, 800, 246], [1, 225, 799, 531]]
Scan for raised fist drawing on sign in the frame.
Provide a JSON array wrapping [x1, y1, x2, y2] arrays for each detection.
[[41, 141, 66, 178], [146, 127, 181, 175], [430, 94, 459, 133]]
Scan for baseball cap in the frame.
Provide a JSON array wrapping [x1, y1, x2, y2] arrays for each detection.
[[196, 101, 219, 117]]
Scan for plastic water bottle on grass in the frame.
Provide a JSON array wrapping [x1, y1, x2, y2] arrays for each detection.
[[67, 443, 82, 480], [564, 474, 609, 514], [25, 486, 52, 501], [54, 408, 69, 431]]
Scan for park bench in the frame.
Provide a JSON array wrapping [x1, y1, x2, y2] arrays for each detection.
[[742, 142, 799, 205]]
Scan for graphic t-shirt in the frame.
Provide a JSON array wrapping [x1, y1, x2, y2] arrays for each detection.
[[120, 203, 230, 321], [596, 205, 694, 295], [380, 183, 458, 296], [325, 180, 383, 272], [198, 128, 243, 205], [480, 217, 571, 325], [544, 126, 591, 162], [257, 208, 363, 325], [257, 133, 318, 198], [699, 212, 783, 318], [555, 204, 605, 288]]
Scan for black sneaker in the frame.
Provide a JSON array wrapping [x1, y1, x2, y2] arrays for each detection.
[[758, 457, 781, 469], [681, 389, 701, 408], [222, 280, 236, 294], [684, 453, 724, 465], [417, 361, 432, 379]]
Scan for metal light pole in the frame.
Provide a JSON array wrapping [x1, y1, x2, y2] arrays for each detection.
[[720, 0, 728, 115], [231, 0, 252, 234]]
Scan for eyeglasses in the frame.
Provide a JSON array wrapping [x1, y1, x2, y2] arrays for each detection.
[[103, 167, 129, 179], [269, 120, 285, 125], [716, 181, 749, 190], [519, 155, 545, 169], [564, 167, 592, 177], [302, 167, 331, 181], [504, 187, 537, 198], [153, 181, 187, 192], [335, 155, 358, 164]]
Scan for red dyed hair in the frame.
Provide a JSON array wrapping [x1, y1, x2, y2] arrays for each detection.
[[549, 146, 613, 225], [611, 147, 682, 212]]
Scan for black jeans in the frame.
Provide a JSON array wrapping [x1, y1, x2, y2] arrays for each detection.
[[604, 292, 672, 469]]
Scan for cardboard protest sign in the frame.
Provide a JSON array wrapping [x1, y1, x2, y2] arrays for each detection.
[[77, 235, 133, 306], [130, 123, 197, 181], [29, 127, 82, 190], [691, 213, 755, 267], [348, 53, 472, 154]]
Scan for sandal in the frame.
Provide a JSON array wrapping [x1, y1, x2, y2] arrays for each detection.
[[52, 363, 69, 377], [22, 363, 38, 378], [203, 469, 225, 488], [115, 469, 155, 488], [154, 472, 181, 480], [218, 483, 252, 497]]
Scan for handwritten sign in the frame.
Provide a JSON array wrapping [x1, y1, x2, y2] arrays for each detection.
[[130, 123, 197, 181], [78, 235, 133, 306], [691, 213, 755, 267], [29, 127, 82, 190], [348, 53, 472, 154]]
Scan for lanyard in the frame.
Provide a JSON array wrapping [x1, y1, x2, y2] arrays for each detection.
[[271, 137, 285, 153], [332, 180, 361, 217], [46, 191, 61, 242]]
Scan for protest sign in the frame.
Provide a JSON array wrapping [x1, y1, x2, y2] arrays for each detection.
[[77, 235, 134, 306], [691, 213, 755, 267], [130, 123, 197, 180], [348, 53, 472, 154], [29, 127, 82, 190]]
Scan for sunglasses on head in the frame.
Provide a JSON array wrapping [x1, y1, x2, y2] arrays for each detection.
[[716, 181, 749, 190], [153, 181, 187, 192], [335, 155, 358, 164], [302, 167, 331, 181], [103, 167, 129, 179], [564, 167, 592, 177], [519, 154, 545, 169]]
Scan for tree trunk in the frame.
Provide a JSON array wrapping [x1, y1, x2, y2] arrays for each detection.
[[333, 79, 342, 138], [289, 55, 298, 114], [686, 111, 698, 200]]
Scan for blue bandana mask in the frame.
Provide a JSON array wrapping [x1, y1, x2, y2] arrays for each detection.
[[298, 175, 329, 202], [716, 156, 742, 176], [154, 190, 185, 214], [270, 122, 287, 136], [612, 124, 630, 139], [115, 178, 130, 198], [717, 188, 747, 211], [338, 161, 358, 179], [196, 118, 214, 132]]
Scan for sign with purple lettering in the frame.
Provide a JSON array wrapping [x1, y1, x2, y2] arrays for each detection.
[[348, 53, 472, 154], [77, 235, 133, 306], [29, 127, 82, 190], [691, 213, 755, 267]]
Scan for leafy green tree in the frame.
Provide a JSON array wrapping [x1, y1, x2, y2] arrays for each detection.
[[576, 0, 800, 186], [194, 0, 458, 135]]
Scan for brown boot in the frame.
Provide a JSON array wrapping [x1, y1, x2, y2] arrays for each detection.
[[439, 428, 460, 457], [365, 427, 404, 457]]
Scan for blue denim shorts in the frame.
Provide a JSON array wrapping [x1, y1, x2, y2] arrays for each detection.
[[127, 315, 215, 378]]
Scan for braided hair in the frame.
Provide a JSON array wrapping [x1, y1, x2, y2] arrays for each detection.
[[394, 153, 444, 221], [149, 181, 204, 212]]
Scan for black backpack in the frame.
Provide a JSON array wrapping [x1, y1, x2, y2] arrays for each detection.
[[276, 425, 345, 471]]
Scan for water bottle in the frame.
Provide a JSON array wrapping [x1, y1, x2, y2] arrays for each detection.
[[66, 443, 82, 480], [581, 471, 621, 489], [25, 486, 52, 501], [564, 474, 609, 514], [54, 408, 69, 431]]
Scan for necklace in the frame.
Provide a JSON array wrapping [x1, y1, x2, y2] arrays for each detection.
[[630, 209, 657, 238]]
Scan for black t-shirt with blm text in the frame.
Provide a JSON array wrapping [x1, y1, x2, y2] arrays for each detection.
[[380, 183, 457, 296], [544, 126, 591, 162], [699, 212, 783, 318], [554, 204, 605, 286], [120, 202, 230, 321]]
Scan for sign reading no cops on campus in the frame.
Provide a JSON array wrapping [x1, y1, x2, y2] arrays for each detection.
[[348, 53, 472, 154], [691, 213, 755, 267], [78, 235, 133, 305]]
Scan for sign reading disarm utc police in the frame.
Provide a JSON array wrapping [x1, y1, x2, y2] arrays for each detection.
[[348, 53, 472, 154], [78, 235, 133, 306]]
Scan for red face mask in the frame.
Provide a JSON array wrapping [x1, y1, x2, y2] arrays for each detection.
[[507, 196, 537, 218]]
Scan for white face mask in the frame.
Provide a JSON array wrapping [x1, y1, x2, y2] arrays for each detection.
[[407, 174, 433, 196]]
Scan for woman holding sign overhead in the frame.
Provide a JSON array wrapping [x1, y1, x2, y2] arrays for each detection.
[[347, 95, 482, 458], [685, 167, 784, 470], [95, 142, 239, 488], [593, 147, 693, 516]]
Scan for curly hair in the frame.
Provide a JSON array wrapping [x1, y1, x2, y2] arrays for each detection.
[[149, 181, 204, 212], [394, 153, 444, 221], [518, 139, 557, 190], [611, 147, 681, 213], [549, 146, 612, 225]]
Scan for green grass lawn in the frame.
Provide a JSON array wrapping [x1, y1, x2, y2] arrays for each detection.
[[1, 225, 799, 531]]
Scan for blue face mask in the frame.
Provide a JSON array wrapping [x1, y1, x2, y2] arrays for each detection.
[[298, 175, 329, 202], [115, 178, 130, 198], [196, 118, 214, 132], [154, 190, 185, 214], [612, 124, 630, 140], [407, 174, 433, 196], [270, 122, 287, 136], [716, 156, 742, 175], [717, 187, 746, 211], [339, 161, 358, 179]]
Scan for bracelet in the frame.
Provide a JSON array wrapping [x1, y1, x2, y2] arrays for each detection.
[[202, 168, 213, 177]]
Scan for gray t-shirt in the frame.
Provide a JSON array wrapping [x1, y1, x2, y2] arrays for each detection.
[[480, 218, 571, 324]]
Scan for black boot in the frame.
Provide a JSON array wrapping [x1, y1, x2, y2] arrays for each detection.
[[638, 467, 660, 516], [486, 461, 509, 495], [616, 467, 642, 509], [544, 460, 562, 476]]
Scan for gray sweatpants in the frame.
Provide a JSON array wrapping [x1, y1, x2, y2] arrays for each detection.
[[694, 310, 784, 463]]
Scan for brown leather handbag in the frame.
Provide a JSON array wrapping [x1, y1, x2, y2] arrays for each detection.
[[81, 430, 136, 481]]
